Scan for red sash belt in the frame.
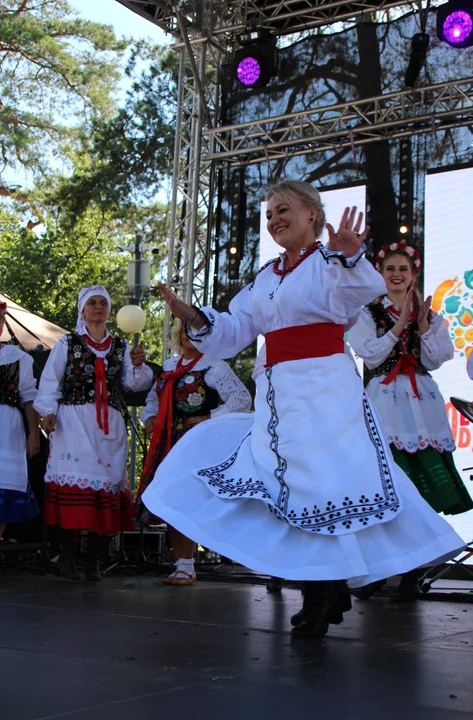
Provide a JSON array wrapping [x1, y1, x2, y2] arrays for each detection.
[[380, 353, 421, 399], [264, 323, 345, 366]]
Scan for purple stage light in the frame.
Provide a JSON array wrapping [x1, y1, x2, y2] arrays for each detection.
[[237, 56, 261, 86], [442, 9, 473, 44]]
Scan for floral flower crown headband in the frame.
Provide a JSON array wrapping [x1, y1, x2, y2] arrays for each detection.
[[375, 242, 422, 273]]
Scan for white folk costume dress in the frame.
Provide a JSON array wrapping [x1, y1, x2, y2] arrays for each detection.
[[0, 344, 39, 522], [34, 333, 153, 534], [142, 245, 464, 587], [136, 354, 252, 524], [348, 298, 473, 515]]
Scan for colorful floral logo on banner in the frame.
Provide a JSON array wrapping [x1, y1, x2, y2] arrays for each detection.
[[433, 270, 473, 357]]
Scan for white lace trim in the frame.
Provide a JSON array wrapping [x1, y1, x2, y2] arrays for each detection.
[[0, 344, 25, 366], [389, 434, 456, 454]]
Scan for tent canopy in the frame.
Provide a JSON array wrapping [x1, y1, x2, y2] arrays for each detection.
[[1, 293, 67, 351]]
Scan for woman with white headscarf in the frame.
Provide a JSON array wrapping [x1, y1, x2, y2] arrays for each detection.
[[34, 286, 153, 580]]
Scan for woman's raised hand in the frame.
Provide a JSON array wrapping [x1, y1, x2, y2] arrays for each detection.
[[326, 207, 370, 258], [130, 341, 146, 367], [158, 282, 197, 323]]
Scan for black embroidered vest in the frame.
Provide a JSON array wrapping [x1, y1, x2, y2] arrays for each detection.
[[0, 357, 21, 409], [364, 302, 431, 384], [156, 366, 220, 445], [60, 333, 125, 411]]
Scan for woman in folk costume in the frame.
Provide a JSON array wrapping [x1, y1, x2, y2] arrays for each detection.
[[136, 319, 252, 585], [143, 180, 464, 639], [348, 243, 473, 600], [34, 286, 153, 580], [0, 301, 40, 539]]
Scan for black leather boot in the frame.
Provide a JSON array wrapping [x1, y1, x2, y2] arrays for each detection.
[[58, 529, 80, 580], [390, 569, 420, 603], [85, 532, 102, 581], [266, 576, 284, 593], [291, 580, 351, 628], [291, 581, 347, 638], [351, 579, 387, 600]]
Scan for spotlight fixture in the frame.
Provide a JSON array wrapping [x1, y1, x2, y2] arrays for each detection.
[[404, 32, 430, 88], [233, 32, 278, 88], [399, 225, 409, 235], [437, 0, 473, 47]]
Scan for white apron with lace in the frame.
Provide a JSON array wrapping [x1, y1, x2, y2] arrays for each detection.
[[0, 345, 37, 493]]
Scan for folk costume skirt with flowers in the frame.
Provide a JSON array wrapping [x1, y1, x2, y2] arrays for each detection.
[[142, 351, 465, 587], [136, 367, 220, 525], [44, 403, 133, 534]]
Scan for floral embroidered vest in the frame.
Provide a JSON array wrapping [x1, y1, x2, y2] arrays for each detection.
[[60, 333, 125, 411], [157, 367, 220, 445], [0, 358, 21, 409], [365, 302, 431, 383]]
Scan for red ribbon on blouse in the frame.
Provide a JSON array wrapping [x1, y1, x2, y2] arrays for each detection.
[[380, 352, 421, 399], [379, 305, 421, 399], [82, 334, 113, 435], [135, 352, 203, 503]]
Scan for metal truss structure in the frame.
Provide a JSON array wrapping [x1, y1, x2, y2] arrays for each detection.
[[205, 77, 473, 165], [116, 1, 473, 353]]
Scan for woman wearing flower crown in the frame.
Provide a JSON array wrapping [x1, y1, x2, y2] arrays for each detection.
[[141, 181, 464, 638], [135, 318, 252, 585], [0, 301, 41, 541], [34, 286, 153, 580], [348, 242, 473, 600]]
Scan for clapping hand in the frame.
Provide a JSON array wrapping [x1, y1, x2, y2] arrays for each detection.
[[326, 207, 370, 258], [130, 341, 146, 367], [416, 292, 432, 334]]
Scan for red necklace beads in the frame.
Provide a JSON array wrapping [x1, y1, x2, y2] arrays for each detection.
[[273, 241, 321, 277]]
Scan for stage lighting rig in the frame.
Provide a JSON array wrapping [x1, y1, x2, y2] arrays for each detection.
[[233, 32, 279, 88], [437, 0, 473, 47]]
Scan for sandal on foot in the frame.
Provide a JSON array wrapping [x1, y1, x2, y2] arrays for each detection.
[[171, 571, 196, 586]]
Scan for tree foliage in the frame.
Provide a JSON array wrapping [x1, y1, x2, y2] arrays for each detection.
[[0, 0, 128, 197]]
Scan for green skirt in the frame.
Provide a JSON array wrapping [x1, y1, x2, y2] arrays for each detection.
[[391, 446, 473, 516]]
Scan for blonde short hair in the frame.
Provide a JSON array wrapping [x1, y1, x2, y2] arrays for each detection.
[[265, 180, 326, 239], [169, 318, 185, 356]]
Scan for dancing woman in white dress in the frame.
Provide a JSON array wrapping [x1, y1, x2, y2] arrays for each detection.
[[143, 180, 464, 638]]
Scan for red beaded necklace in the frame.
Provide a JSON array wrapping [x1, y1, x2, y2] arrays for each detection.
[[273, 241, 320, 277]]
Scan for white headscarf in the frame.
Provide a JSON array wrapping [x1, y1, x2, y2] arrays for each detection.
[[76, 285, 111, 335]]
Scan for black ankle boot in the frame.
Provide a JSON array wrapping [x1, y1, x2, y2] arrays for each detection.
[[85, 532, 102, 581], [351, 579, 387, 600], [58, 530, 80, 580], [266, 576, 284, 593], [390, 569, 420, 603], [291, 581, 346, 638], [291, 580, 351, 629]]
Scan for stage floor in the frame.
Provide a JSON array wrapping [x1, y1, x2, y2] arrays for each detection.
[[1, 574, 472, 720]]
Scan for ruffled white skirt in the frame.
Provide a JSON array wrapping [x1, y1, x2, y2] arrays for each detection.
[[143, 355, 464, 587]]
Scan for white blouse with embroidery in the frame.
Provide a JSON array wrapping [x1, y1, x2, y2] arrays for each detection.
[[141, 355, 252, 423], [348, 297, 455, 453], [34, 333, 153, 493]]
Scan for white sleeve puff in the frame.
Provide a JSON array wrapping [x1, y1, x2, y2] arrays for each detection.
[[320, 248, 388, 327], [205, 360, 252, 417], [140, 383, 159, 423], [33, 337, 68, 417], [420, 313, 454, 371], [18, 353, 37, 404], [347, 306, 398, 370]]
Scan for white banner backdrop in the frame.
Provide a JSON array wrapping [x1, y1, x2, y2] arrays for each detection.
[[424, 167, 473, 546]]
